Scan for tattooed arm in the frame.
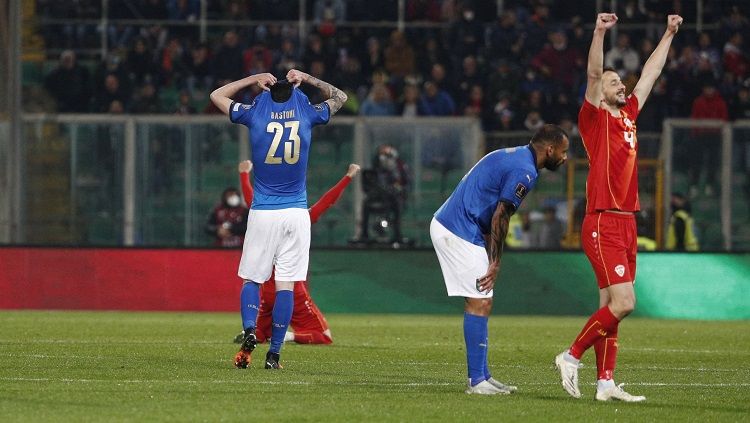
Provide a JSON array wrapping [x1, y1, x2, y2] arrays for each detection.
[[286, 69, 348, 116], [476, 201, 515, 293]]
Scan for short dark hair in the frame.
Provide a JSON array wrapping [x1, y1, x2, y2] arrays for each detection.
[[602, 66, 619, 75], [530, 124, 568, 146], [270, 79, 292, 102]]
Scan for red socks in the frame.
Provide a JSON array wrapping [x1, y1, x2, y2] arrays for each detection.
[[569, 306, 620, 359], [594, 327, 618, 380]]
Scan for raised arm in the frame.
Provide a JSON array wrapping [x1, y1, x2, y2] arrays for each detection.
[[309, 164, 360, 224], [209, 73, 277, 115], [286, 69, 348, 115], [584, 13, 618, 107], [238, 160, 253, 206], [632, 15, 682, 110], [476, 201, 515, 293]]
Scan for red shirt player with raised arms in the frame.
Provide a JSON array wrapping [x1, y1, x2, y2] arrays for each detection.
[[233, 160, 360, 345], [555, 12, 683, 402]]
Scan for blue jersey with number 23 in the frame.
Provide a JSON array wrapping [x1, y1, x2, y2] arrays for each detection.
[[230, 88, 330, 210]]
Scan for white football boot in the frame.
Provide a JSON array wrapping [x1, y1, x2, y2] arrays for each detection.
[[555, 351, 582, 398], [596, 383, 646, 402], [487, 377, 517, 393], [465, 379, 511, 395]]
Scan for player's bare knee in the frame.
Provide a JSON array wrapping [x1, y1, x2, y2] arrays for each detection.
[[611, 296, 635, 318], [275, 280, 294, 291], [465, 297, 493, 316]]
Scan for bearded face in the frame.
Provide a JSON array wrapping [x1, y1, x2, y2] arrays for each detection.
[[602, 71, 627, 107]]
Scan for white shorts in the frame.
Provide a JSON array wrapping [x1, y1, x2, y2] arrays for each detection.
[[238, 208, 311, 282], [430, 218, 493, 298]]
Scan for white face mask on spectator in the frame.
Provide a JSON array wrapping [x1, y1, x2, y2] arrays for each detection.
[[226, 195, 241, 207]]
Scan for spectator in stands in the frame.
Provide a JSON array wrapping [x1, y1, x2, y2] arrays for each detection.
[[185, 43, 213, 96], [455, 55, 483, 104], [94, 74, 130, 113], [205, 187, 248, 248], [417, 37, 449, 76], [689, 83, 729, 197], [313, 0, 347, 24], [666, 193, 699, 251], [462, 84, 491, 129], [174, 90, 196, 114], [131, 80, 162, 114], [160, 38, 188, 87], [94, 53, 130, 101], [360, 83, 396, 116], [384, 30, 416, 80], [505, 211, 532, 249], [487, 10, 522, 62], [731, 85, 750, 120], [213, 30, 244, 82], [168, 0, 200, 21], [490, 93, 517, 131], [523, 110, 545, 132], [44, 50, 91, 113], [534, 206, 564, 249], [487, 59, 521, 105], [723, 32, 749, 81], [397, 82, 421, 117], [605, 33, 640, 76], [361, 36, 385, 79], [525, 4, 552, 55], [696, 32, 721, 76], [273, 38, 301, 74], [531, 28, 584, 95], [419, 81, 455, 116], [126, 38, 159, 86], [450, 4, 483, 57]]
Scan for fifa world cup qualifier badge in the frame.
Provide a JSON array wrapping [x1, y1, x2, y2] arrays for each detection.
[[514, 183, 528, 199]]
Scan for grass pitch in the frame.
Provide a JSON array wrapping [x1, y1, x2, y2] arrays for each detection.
[[1, 311, 748, 422]]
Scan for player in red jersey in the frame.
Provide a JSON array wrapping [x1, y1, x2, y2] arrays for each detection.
[[555, 13, 683, 402], [233, 159, 360, 345]]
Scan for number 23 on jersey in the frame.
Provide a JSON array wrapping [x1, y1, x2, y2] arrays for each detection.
[[265, 120, 301, 164]]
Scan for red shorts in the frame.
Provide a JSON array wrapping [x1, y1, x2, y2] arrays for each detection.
[[581, 212, 637, 289], [256, 280, 331, 344]]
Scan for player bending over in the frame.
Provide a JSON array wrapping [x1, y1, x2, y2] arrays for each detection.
[[432, 124, 569, 395], [233, 160, 360, 345]]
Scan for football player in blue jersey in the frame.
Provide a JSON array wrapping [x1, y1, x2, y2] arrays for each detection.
[[210, 69, 347, 369], [430, 124, 569, 394]]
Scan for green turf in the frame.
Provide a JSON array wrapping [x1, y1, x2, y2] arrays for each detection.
[[1, 311, 749, 422]]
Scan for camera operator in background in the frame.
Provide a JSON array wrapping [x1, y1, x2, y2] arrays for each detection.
[[356, 144, 410, 245], [205, 187, 248, 247]]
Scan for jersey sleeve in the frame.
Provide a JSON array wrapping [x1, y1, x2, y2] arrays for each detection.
[[622, 94, 640, 121], [304, 101, 331, 127], [309, 175, 351, 224], [229, 99, 258, 125], [578, 99, 599, 134], [239, 171, 253, 207], [498, 169, 537, 211]]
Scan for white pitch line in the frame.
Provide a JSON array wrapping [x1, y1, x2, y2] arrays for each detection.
[[2, 377, 749, 388]]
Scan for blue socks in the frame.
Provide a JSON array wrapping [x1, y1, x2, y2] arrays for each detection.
[[270, 290, 294, 354], [240, 281, 261, 331], [463, 312, 489, 386]]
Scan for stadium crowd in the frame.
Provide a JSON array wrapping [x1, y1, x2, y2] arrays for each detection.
[[38, 0, 750, 132]]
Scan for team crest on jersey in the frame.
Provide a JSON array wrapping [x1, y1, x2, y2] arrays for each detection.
[[514, 183, 528, 199], [314, 103, 324, 112], [614, 264, 626, 277]]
